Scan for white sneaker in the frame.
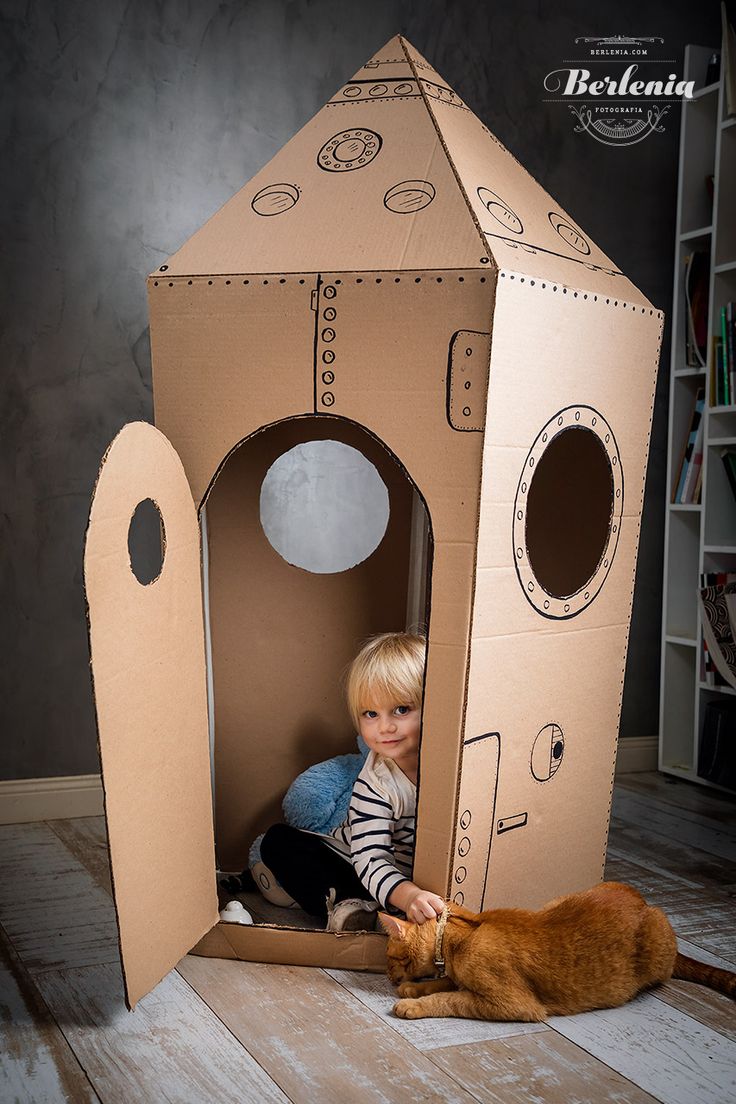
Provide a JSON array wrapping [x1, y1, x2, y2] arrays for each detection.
[[325, 890, 379, 932]]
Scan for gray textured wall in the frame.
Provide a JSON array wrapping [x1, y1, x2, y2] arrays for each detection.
[[1, 0, 722, 779]]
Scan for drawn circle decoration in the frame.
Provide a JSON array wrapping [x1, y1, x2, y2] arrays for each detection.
[[513, 406, 623, 619], [477, 187, 523, 234], [251, 183, 300, 217], [384, 180, 436, 214], [548, 212, 591, 255], [318, 129, 382, 172], [260, 440, 389, 574], [531, 723, 565, 782]]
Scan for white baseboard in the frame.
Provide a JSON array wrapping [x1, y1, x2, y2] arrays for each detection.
[[615, 736, 658, 775], [0, 774, 104, 825]]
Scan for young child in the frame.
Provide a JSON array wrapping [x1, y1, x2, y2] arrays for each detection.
[[258, 632, 446, 931]]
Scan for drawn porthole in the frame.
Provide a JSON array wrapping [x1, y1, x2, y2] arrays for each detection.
[[317, 129, 382, 172], [531, 723, 565, 782], [513, 406, 623, 619]]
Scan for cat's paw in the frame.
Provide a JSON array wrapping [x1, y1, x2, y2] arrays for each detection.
[[397, 983, 421, 998], [393, 998, 425, 1019]]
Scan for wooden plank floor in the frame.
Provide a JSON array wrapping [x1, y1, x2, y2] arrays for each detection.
[[1, 772, 735, 1103]]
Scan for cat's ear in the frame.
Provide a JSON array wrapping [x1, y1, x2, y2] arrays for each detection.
[[378, 912, 410, 939]]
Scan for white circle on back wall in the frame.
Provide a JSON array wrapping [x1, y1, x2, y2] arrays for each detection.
[[259, 440, 390, 574]]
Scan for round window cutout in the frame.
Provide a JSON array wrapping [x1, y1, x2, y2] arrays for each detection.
[[128, 498, 166, 585], [259, 440, 390, 573], [513, 407, 623, 619]]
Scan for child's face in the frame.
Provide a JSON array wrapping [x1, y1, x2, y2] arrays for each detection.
[[358, 697, 421, 775]]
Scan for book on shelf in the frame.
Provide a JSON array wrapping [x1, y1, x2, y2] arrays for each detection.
[[722, 448, 736, 503], [702, 637, 716, 686], [716, 301, 736, 406], [699, 572, 736, 690], [672, 387, 705, 503], [684, 252, 709, 368], [712, 336, 724, 406]]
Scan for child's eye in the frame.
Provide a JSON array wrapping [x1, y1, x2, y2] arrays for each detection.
[[363, 710, 378, 719], [395, 705, 411, 715]]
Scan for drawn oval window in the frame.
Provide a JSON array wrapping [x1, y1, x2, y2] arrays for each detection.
[[127, 498, 166, 585], [259, 440, 390, 573], [525, 428, 613, 598]]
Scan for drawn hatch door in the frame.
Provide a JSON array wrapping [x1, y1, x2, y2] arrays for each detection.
[[84, 421, 218, 1009]]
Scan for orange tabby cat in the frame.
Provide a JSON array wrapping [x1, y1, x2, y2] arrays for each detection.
[[380, 881, 736, 1021]]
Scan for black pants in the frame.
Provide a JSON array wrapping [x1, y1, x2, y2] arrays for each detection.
[[260, 823, 373, 922]]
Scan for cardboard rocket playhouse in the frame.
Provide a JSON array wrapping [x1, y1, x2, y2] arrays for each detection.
[[84, 35, 664, 1007]]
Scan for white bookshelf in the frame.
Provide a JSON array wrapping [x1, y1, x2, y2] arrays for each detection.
[[659, 44, 736, 792]]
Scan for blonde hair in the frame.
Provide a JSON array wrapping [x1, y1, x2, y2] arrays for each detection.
[[345, 632, 427, 730]]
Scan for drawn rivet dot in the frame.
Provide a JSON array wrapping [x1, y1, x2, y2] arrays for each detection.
[[528, 581, 534, 591], [322, 391, 335, 406], [322, 350, 335, 364], [529, 457, 535, 467], [616, 488, 620, 497], [455, 867, 467, 884], [463, 406, 471, 416], [564, 604, 570, 612], [324, 286, 336, 298], [458, 836, 471, 857], [517, 510, 523, 520], [517, 547, 523, 558], [544, 599, 550, 609], [323, 307, 336, 321], [592, 417, 597, 425], [558, 416, 564, 425], [322, 370, 335, 384], [259, 872, 270, 889], [604, 559, 609, 567], [460, 809, 472, 829], [542, 433, 548, 442], [322, 328, 336, 342], [464, 381, 471, 390], [453, 892, 465, 905], [521, 482, 527, 493], [343, 86, 361, 97], [575, 411, 580, 421], [605, 434, 610, 443], [466, 347, 473, 356], [612, 456, 617, 465], [584, 592, 590, 599]]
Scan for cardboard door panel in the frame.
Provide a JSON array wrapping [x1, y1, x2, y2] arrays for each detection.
[[84, 421, 218, 1009]]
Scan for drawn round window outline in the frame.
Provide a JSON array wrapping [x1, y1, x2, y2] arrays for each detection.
[[259, 440, 390, 574], [127, 498, 166, 586], [512, 406, 623, 619]]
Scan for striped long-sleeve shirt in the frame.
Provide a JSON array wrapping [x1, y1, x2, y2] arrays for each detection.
[[324, 751, 416, 908]]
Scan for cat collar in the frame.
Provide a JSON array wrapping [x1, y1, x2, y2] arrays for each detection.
[[434, 905, 450, 977]]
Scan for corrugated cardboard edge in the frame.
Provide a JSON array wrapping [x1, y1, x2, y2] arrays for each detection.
[[190, 922, 387, 973], [599, 309, 666, 875], [399, 36, 493, 269]]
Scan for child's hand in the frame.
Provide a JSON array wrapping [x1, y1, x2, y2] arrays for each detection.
[[405, 889, 446, 925]]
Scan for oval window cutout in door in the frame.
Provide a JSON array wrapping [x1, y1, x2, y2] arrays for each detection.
[[259, 439, 390, 573], [128, 498, 166, 585]]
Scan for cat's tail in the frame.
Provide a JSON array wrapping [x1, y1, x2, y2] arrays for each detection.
[[673, 953, 736, 998]]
